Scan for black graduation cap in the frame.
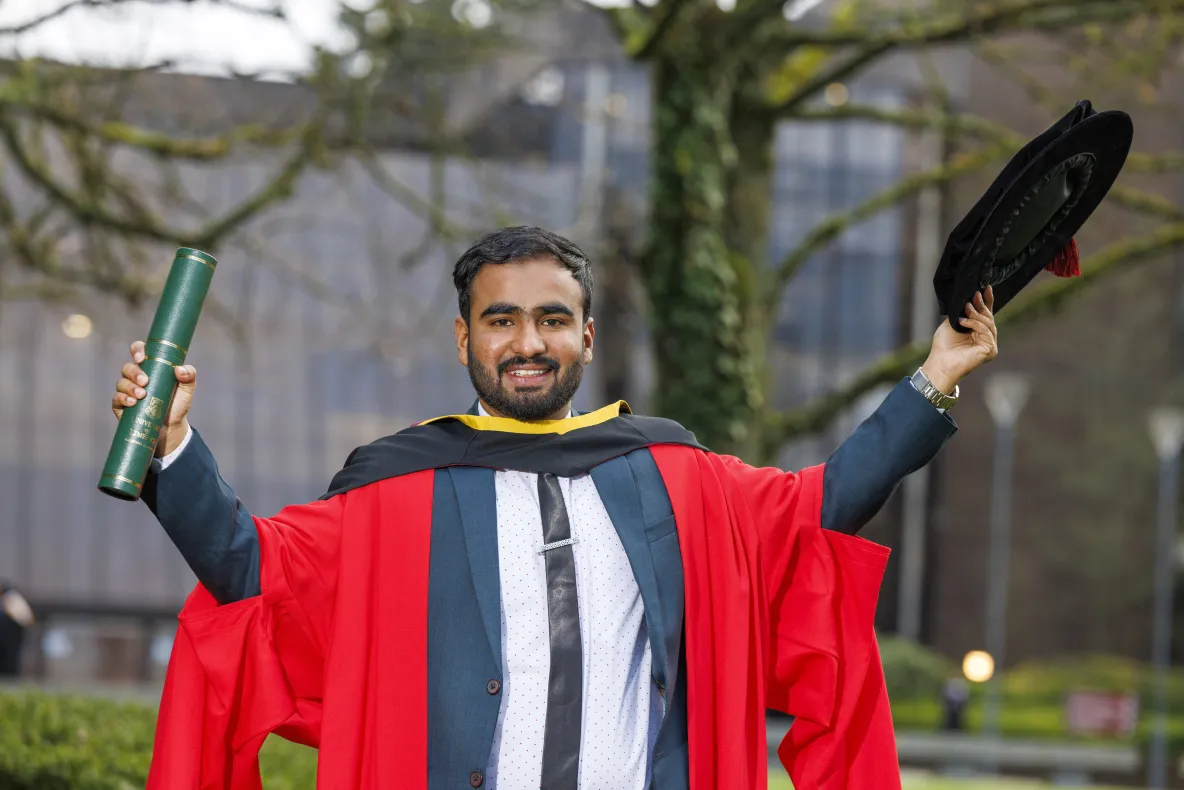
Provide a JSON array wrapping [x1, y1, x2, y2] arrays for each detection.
[[933, 100, 1133, 331]]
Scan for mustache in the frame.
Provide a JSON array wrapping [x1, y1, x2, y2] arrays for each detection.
[[497, 356, 560, 375]]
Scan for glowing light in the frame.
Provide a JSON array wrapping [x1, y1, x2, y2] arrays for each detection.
[[451, 0, 492, 29], [522, 66, 565, 107], [604, 92, 629, 117], [62, 314, 93, 339], [824, 82, 849, 107], [963, 650, 995, 683]]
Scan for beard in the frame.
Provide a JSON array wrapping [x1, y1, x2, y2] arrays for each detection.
[[467, 347, 585, 421]]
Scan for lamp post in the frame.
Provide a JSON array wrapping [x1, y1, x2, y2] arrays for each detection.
[[897, 126, 945, 642], [981, 373, 1031, 750], [1146, 408, 1184, 789]]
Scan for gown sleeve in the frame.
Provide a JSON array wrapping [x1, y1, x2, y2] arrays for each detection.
[[720, 455, 902, 790], [146, 494, 345, 790]]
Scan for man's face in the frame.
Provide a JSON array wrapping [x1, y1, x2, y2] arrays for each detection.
[[455, 256, 593, 421]]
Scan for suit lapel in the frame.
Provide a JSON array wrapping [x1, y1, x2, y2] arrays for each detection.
[[448, 399, 588, 675], [447, 465, 502, 673], [589, 456, 669, 687]]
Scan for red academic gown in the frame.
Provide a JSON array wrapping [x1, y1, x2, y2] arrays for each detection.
[[145, 444, 900, 789]]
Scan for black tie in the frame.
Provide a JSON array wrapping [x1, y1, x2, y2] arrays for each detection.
[[537, 472, 582, 789]]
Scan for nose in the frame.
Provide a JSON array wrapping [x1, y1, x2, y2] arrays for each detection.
[[511, 323, 547, 358]]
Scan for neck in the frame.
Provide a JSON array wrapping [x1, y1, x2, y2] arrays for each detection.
[[478, 400, 572, 421]]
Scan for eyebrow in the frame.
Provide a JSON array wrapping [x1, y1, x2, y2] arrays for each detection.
[[480, 302, 576, 319]]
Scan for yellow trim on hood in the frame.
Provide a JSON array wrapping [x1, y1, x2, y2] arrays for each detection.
[[419, 400, 632, 435]]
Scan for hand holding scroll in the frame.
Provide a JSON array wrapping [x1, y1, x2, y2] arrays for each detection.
[[111, 339, 197, 458]]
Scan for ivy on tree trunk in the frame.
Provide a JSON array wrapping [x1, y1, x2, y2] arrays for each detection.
[[612, 0, 1181, 464], [640, 54, 768, 456]]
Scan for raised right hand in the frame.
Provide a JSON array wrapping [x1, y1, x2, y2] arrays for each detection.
[[111, 340, 197, 457]]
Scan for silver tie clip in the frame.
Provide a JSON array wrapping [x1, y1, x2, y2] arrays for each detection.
[[538, 538, 578, 555]]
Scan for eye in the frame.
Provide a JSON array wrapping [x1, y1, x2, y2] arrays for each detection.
[[491, 318, 513, 327], [542, 317, 566, 327]]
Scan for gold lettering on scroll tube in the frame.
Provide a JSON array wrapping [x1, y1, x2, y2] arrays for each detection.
[[125, 414, 161, 450]]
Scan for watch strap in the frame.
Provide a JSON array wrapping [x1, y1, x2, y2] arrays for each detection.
[[911, 368, 959, 410]]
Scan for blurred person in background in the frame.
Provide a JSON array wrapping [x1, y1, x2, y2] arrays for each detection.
[[112, 226, 997, 789], [0, 579, 34, 677], [942, 677, 970, 732]]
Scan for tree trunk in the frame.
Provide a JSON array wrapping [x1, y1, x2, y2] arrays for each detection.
[[724, 89, 777, 287], [596, 188, 642, 405], [725, 92, 779, 455], [640, 55, 766, 456]]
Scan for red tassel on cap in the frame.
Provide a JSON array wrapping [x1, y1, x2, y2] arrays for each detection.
[[1045, 238, 1081, 278]]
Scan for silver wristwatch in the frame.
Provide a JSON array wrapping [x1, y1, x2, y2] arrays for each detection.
[[911, 367, 959, 410]]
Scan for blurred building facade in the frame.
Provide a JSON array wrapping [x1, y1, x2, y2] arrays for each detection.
[[921, 42, 1184, 669], [0, 2, 953, 682]]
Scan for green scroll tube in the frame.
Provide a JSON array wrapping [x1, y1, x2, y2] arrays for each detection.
[[98, 248, 217, 500]]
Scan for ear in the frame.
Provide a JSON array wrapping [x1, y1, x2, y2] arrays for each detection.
[[582, 316, 595, 366], [455, 316, 470, 367]]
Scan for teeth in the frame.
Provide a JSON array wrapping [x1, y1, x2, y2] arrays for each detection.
[[511, 370, 547, 377]]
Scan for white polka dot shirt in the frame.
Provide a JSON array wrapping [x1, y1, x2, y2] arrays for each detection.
[[480, 405, 662, 790]]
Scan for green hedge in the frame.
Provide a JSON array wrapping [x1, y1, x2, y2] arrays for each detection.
[[5, 645, 1184, 788], [0, 689, 317, 790], [880, 635, 957, 700], [879, 638, 1184, 754]]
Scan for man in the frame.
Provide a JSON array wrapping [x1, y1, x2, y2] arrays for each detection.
[[0, 579, 34, 677], [114, 226, 998, 789]]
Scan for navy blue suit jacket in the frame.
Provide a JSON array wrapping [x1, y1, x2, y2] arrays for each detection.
[[141, 379, 955, 789]]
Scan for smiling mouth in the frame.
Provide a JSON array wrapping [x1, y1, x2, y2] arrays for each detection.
[[504, 368, 554, 385]]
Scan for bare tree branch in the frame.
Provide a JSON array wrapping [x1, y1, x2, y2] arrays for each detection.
[[792, 103, 1015, 140], [1108, 185, 1184, 221], [0, 0, 284, 36], [975, 38, 1064, 108], [234, 224, 372, 316], [356, 147, 480, 241], [0, 114, 320, 250], [0, 0, 559, 322], [790, 103, 1184, 218], [630, 0, 697, 60], [973, 38, 1184, 176], [759, 221, 1184, 458], [1126, 151, 1184, 173], [0, 192, 154, 302], [0, 97, 303, 159], [767, 142, 1016, 307], [770, 42, 895, 116], [767, 0, 1147, 114], [770, 0, 1163, 48]]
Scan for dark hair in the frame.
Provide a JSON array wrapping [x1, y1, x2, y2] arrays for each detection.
[[452, 225, 593, 323]]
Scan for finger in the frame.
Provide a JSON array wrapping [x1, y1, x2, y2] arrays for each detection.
[[965, 301, 998, 337], [984, 284, 995, 311], [969, 292, 994, 319], [112, 386, 138, 409], [121, 362, 149, 387], [966, 299, 995, 328], [174, 364, 196, 384], [130, 340, 145, 364], [959, 315, 996, 338], [116, 377, 147, 399]]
